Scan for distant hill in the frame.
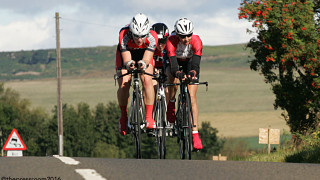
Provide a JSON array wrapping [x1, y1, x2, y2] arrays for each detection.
[[0, 44, 251, 81]]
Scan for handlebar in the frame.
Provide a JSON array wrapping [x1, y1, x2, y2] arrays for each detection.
[[166, 80, 209, 91], [114, 68, 156, 86]]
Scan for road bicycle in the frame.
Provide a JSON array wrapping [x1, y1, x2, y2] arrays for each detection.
[[167, 77, 208, 160], [152, 68, 170, 159], [114, 65, 154, 159]]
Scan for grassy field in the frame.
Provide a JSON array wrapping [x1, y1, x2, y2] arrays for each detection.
[[4, 66, 289, 138]]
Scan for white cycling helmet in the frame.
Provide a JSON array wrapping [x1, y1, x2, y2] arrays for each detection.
[[174, 18, 194, 35], [129, 13, 150, 37]]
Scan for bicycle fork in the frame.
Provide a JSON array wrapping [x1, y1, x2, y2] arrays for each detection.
[[128, 76, 145, 131]]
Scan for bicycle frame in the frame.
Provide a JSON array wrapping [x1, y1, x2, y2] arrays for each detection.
[[128, 70, 145, 131], [114, 67, 155, 159], [167, 78, 208, 160]]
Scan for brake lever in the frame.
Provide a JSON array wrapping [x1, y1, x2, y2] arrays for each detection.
[[114, 74, 118, 86]]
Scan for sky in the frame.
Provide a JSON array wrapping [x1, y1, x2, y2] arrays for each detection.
[[0, 0, 255, 52]]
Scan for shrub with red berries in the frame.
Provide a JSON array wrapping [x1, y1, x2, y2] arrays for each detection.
[[239, 0, 320, 136]]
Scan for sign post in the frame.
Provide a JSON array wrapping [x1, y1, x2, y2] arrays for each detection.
[[259, 127, 280, 154], [2, 129, 27, 157]]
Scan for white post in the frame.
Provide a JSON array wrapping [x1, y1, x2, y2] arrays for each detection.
[[268, 126, 271, 155]]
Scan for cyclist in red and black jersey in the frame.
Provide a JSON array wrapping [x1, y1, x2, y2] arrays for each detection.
[[166, 18, 203, 150], [116, 13, 158, 135], [151, 23, 170, 93], [151, 23, 169, 71]]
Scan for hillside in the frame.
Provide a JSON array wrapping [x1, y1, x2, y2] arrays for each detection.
[[0, 44, 251, 80], [4, 43, 290, 137]]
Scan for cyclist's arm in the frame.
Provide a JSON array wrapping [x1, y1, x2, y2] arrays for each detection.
[[190, 35, 203, 76], [169, 56, 179, 77], [191, 55, 201, 75], [119, 28, 133, 67], [142, 49, 154, 65], [140, 30, 158, 66], [166, 36, 180, 77], [121, 51, 132, 66]]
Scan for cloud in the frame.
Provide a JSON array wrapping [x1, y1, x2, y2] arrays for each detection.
[[192, 7, 255, 45], [0, 0, 254, 51], [0, 0, 79, 15], [0, 18, 52, 51]]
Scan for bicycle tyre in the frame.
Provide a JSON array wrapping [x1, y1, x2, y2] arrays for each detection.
[[154, 96, 166, 159], [132, 90, 142, 159], [154, 98, 162, 158], [185, 92, 193, 160], [176, 94, 186, 159], [160, 97, 167, 159]]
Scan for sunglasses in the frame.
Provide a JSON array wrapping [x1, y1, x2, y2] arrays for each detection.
[[178, 33, 193, 38], [133, 33, 147, 39]]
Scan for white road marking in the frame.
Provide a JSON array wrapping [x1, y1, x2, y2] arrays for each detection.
[[54, 155, 107, 180], [53, 155, 80, 165], [75, 169, 107, 180]]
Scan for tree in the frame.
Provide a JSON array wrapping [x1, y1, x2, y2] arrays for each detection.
[[239, 0, 320, 136], [93, 102, 128, 158], [194, 122, 225, 159], [0, 83, 48, 156]]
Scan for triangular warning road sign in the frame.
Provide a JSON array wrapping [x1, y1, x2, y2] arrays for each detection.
[[2, 128, 27, 151]]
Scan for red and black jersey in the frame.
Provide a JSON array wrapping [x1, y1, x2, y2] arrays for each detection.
[[119, 27, 158, 52], [166, 34, 202, 59], [115, 26, 158, 70], [166, 34, 203, 76], [153, 48, 169, 69]]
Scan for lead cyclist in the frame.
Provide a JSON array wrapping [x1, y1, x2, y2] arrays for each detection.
[[115, 13, 158, 135]]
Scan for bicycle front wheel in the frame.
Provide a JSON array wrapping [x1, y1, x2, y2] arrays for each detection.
[[176, 95, 186, 159], [131, 90, 142, 159], [184, 92, 193, 160], [154, 97, 167, 159]]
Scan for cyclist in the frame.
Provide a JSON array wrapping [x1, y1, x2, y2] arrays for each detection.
[[151, 23, 170, 91], [152, 23, 169, 71], [116, 13, 158, 135], [165, 18, 203, 150]]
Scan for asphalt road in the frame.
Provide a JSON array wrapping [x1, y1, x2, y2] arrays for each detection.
[[0, 156, 320, 180]]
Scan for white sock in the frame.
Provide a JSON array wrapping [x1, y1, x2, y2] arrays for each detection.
[[192, 131, 198, 134]]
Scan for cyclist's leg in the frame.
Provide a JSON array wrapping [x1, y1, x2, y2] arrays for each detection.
[[116, 46, 132, 135], [117, 69, 131, 135], [188, 84, 203, 150], [141, 64, 156, 129], [152, 67, 158, 104], [188, 84, 198, 131], [165, 66, 178, 123]]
